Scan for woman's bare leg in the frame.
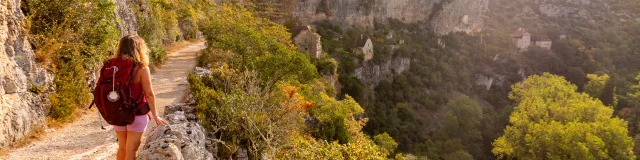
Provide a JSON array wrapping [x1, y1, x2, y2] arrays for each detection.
[[115, 131, 128, 160], [125, 131, 144, 160]]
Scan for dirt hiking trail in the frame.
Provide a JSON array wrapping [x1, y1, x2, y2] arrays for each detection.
[[1, 42, 206, 160]]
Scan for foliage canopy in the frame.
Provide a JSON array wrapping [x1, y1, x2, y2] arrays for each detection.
[[493, 73, 635, 160]]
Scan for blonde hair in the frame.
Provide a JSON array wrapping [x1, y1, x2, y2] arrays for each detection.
[[115, 35, 149, 67]]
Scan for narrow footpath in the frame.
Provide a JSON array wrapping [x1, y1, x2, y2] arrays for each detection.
[[1, 42, 206, 160]]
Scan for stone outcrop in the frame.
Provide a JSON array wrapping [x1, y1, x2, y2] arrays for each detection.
[[111, 0, 140, 36], [293, 0, 488, 35], [430, 0, 488, 35], [137, 103, 214, 160], [354, 57, 411, 88], [0, 0, 53, 147]]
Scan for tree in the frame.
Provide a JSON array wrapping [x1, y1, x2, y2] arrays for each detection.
[[432, 95, 483, 159], [492, 73, 635, 160], [599, 74, 616, 107], [443, 150, 473, 160], [374, 132, 399, 155], [201, 4, 318, 85], [435, 95, 483, 143], [626, 74, 640, 145], [584, 74, 609, 98], [309, 95, 364, 144], [583, 73, 617, 107]]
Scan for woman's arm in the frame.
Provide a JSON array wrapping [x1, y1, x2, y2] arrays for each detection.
[[140, 67, 168, 125]]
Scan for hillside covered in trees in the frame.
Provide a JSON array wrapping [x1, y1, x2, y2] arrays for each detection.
[[176, 0, 640, 159], [248, 0, 640, 159]]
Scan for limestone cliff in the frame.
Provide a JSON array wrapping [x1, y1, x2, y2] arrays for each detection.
[[430, 0, 488, 35], [112, 0, 140, 36], [354, 57, 411, 89], [293, 0, 488, 35], [0, 0, 53, 147]]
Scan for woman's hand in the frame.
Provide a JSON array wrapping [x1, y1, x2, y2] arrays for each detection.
[[153, 116, 169, 126]]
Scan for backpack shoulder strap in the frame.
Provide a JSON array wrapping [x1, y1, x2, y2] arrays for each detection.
[[127, 63, 138, 83]]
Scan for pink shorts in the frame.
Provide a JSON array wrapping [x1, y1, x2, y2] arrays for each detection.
[[113, 115, 149, 132]]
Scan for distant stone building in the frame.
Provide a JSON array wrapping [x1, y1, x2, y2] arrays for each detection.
[[510, 28, 531, 50], [354, 34, 374, 62], [292, 26, 322, 58], [559, 35, 567, 39], [511, 28, 553, 50], [534, 35, 552, 49]]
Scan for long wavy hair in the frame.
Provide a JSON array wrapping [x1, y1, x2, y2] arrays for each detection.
[[115, 35, 149, 67]]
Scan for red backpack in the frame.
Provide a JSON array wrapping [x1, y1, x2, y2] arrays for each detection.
[[90, 58, 148, 126]]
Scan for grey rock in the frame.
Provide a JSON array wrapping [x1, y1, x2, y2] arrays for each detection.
[[194, 67, 212, 78], [293, 0, 488, 35], [111, 0, 140, 36], [431, 0, 488, 35], [0, 0, 52, 147], [476, 74, 494, 91], [354, 56, 410, 89], [138, 103, 214, 160], [165, 111, 188, 124], [138, 141, 184, 160]]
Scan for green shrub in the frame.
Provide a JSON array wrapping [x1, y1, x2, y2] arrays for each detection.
[[313, 55, 338, 75], [149, 46, 167, 66], [201, 4, 319, 85], [309, 95, 364, 144], [137, 12, 168, 66], [25, 0, 119, 121], [177, 5, 199, 40], [374, 132, 399, 155], [189, 69, 307, 159], [48, 59, 92, 121]]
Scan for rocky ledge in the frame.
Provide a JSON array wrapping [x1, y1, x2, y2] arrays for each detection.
[[137, 102, 215, 160]]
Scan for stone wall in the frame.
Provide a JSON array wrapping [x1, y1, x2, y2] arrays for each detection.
[[137, 103, 215, 160], [0, 0, 53, 147]]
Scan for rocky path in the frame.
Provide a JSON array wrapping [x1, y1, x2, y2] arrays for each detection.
[[0, 42, 206, 160]]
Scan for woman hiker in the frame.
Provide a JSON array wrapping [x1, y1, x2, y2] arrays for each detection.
[[111, 35, 169, 160]]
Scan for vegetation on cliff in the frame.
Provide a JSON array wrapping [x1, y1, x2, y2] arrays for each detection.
[[307, 0, 640, 158], [24, 0, 120, 120], [189, 4, 396, 159]]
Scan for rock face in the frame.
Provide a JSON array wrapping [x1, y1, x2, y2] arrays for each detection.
[[293, 0, 488, 35], [138, 103, 214, 160], [111, 0, 140, 36], [355, 57, 411, 88], [0, 0, 53, 147], [430, 0, 488, 35]]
